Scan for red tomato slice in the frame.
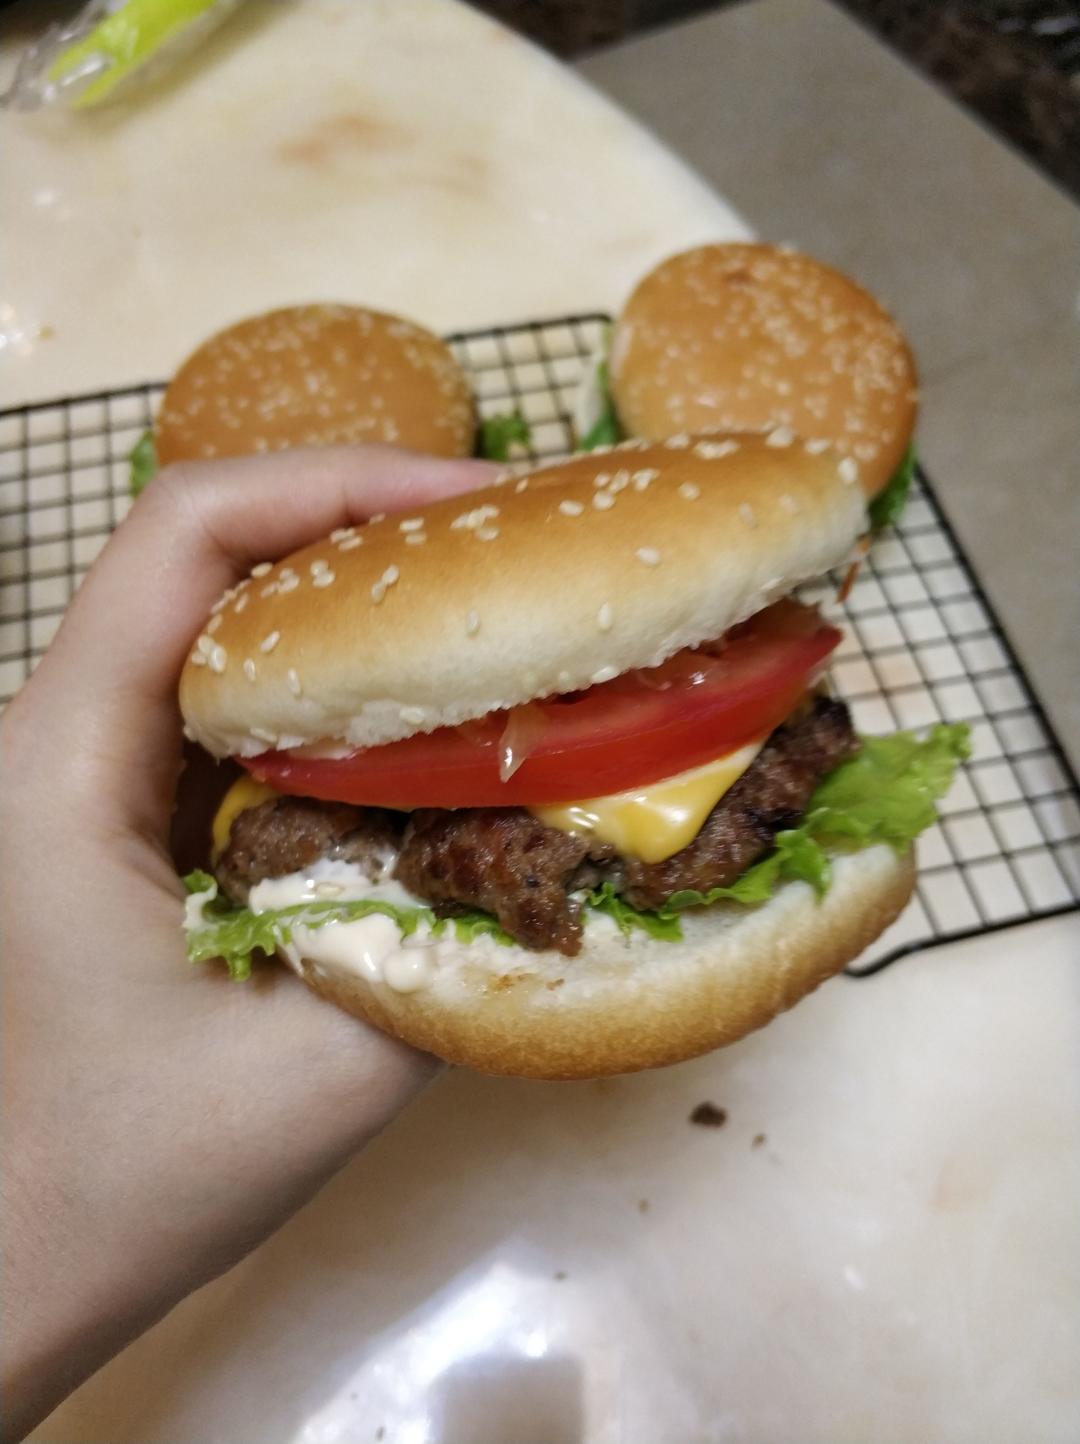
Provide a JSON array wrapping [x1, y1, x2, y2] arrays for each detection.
[[244, 600, 842, 808]]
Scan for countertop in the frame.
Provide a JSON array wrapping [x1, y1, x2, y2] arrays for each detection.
[[9, 2, 1080, 1441]]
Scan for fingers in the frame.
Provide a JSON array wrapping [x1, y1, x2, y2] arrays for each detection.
[[21, 447, 495, 824]]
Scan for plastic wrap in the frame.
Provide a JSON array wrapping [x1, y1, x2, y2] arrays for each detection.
[[2, 0, 242, 110]]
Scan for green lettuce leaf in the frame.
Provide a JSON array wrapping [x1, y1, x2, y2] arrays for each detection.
[[658, 723, 969, 917], [478, 412, 532, 461], [583, 881, 684, 941], [868, 442, 916, 530], [183, 871, 514, 981], [129, 430, 158, 496], [578, 360, 623, 451]]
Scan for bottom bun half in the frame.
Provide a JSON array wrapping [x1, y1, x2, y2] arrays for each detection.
[[287, 845, 914, 1080]]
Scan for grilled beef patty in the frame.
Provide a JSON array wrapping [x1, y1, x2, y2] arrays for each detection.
[[216, 797, 403, 905], [214, 697, 857, 954]]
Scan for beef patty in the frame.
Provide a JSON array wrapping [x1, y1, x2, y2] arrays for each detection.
[[214, 697, 857, 954], [216, 796, 402, 905]]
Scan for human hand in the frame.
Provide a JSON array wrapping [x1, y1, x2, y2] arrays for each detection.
[[0, 447, 495, 1441]]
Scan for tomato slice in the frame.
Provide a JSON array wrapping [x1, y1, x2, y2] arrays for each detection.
[[244, 600, 842, 808]]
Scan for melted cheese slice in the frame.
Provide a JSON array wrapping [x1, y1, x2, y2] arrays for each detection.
[[211, 742, 765, 869], [530, 740, 765, 864], [211, 776, 280, 859]]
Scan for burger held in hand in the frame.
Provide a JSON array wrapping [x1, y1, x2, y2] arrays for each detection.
[[181, 433, 967, 1078]]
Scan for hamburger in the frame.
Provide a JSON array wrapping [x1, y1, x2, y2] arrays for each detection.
[[181, 434, 966, 1079], [599, 243, 918, 527], [132, 304, 476, 491]]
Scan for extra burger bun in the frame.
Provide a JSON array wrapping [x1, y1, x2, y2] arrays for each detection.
[[291, 844, 914, 1079], [155, 304, 475, 465], [180, 432, 866, 759], [611, 244, 918, 497]]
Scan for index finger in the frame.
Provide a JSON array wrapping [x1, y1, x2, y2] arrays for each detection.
[[22, 447, 495, 815]]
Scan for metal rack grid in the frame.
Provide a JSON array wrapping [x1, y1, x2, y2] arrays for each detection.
[[1, 312, 1078, 975]]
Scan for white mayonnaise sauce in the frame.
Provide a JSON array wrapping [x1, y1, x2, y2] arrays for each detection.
[[246, 859, 444, 994]]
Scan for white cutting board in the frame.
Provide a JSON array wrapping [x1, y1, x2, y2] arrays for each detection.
[[0, 0, 744, 405], [5, 2, 1078, 1439]]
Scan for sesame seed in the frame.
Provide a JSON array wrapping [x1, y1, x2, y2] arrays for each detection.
[[805, 437, 831, 455], [838, 457, 860, 486], [382, 564, 400, 586], [558, 500, 584, 517], [591, 665, 619, 684], [234, 593, 249, 614], [475, 526, 499, 541], [590, 443, 613, 455], [465, 610, 481, 636], [609, 470, 631, 493], [260, 583, 277, 599], [515, 478, 529, 494], [779, 493, 801, 514], [678, 482, 701, 500], [368, 513, 385, 524], [371, 581, 387, 604], [694, 439, 739, 460], [210, 594, 228, 615], [400, 706, 426, 725], [196, 634, 214, 656], [636, 547, 662, 566], [207, 613, 223, 635], [260, 631, 280, 653], [663, 434, 690, 449], [278, 574, 300, 593], [287, 668, 302, 697], [251, 562, 272, 577], [592, 473, 611, 488], [597, 603, 614, 632], [405, 532, 427, 546], [329, 526, 355, 543], [338, 535, 362, 551], [312, 569, 336, 588], [592, 491, 615, 511], [739, 503, 758, 528], [243, 658, 257, 682], [633, 468, 659, 489], [399, 518, 424, 532], [766, 426, 795, 448], [209, 645, 227, 674], [189, 649, 207, 666], [309, 559, 329, 575]]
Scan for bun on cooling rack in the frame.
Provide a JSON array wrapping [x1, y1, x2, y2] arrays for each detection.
[[611, 243, 917, 498], [156, 304, 475, 465]]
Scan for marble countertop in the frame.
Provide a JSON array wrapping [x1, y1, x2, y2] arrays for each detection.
[[7, 2, 1079, 1441]]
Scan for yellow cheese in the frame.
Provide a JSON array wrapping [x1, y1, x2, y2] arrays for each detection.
[[211, 776, 280, 859], [530, 741, 764, 864]]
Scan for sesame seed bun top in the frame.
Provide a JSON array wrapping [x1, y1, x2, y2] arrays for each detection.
[[155, 304, 475, 465], [610, 244, 918, 498], [180, 433, 866, 760]]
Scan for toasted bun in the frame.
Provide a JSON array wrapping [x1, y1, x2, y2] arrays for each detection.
[[155, 304, 475, 464], [611, 244, 918, 497], [180, 433, 866, 758], [288, 845, 914, 1078]]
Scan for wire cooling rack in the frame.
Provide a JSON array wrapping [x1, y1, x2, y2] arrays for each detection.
[[1, 313, 1078, 975]]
